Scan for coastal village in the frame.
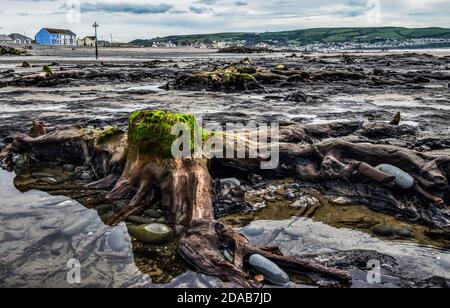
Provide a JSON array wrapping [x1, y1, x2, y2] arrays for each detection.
[[0, 27, 112, 47], [1, 27, 450, 52]]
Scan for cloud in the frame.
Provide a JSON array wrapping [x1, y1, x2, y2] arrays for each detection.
[[1, 0, 450, 41], [235, 1, 248, 6], [80, 2, 174, 15], [189, 6, 210, 14], [196, 0, 218, 4]]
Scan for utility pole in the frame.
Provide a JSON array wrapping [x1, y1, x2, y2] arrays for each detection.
[[93, 22, 99, 59]]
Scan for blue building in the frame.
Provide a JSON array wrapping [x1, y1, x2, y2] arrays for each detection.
[[35, 28, 77, 46]]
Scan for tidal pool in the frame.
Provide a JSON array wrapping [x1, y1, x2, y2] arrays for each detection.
[[2, 169, 449, 288], [0, 170, 226, 288]]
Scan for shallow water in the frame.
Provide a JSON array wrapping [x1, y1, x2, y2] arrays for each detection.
[[0, 170, 228, 288], [2, 168, 449, 288], [242, 217, 450, 287]]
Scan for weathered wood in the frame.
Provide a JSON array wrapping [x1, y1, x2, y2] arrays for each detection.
[[5, 115, 450, 287]]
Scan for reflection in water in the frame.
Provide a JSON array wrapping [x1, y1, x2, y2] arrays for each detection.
[[1, 168, 449, 288], [0, 170, 224, 288]]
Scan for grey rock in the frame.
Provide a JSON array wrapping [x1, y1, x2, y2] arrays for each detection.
[[285, 192, 297, 200], [222, 249, 234, 263], [40, 217, 62, 229], [127, 223, 174, 244], [5, 230, 26, 241], [6, 222, 23, 231], [285, 91, 308, 103], [248, 254, 290, 286], [74, 166, 85, 174], [61, 219, 91, 236], [63, 164, 75, 172], [242, 226, 264, 236], [101, 211, 115, 222], [376, 164, 415, 190], [264, 195, 276, 202], [373, 224, 413, 238], [80, 172, 92, 181], [12, 154, 25, 166], [144, 209, 162, 218], [127, 216, 154, 225], [396, 228, 413, 238], [220, 178, 241, 187], [283, 227, 303, 238], [288, 183, 300, 190], [156, 217, 167, 223], [175, 225, 185, 235], [290, 195, 318, 208], [108, 228, 127, 251], [112, 202, 125, 213], [95, 204, 113, 216]]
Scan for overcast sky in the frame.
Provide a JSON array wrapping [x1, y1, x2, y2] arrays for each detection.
[[1, 0, 449, 41]]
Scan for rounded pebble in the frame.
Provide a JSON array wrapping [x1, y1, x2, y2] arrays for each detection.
[[80, 172, 92, 181], [63, 164, 75, 172], [376, 164, 415, 190], [220, 178, 241, 187], [128, 223, 174, 244], [248, 254, 290, 286], [108, 228, 127, 251], [242, 226, 264, 236], [127, 216, 154, 225], [144, 209, 162, 218], [174, 225, 185, 235]]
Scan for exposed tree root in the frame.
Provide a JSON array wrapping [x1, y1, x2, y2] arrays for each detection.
[[179, 219, 351, 287], [3, 111, 450, 286]]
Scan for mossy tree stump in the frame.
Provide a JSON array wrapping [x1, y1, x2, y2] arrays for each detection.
[[16, 110, 450, 286], [107, 110, 214, 226], [103, 110, 352, 286]]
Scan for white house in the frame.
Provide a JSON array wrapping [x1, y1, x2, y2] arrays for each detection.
[[8, 33, 33, 45], [0, 35, 12, 43]]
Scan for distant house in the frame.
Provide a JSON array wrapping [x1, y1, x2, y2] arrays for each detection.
[[98, 40, 111, 47], [35, 28, 77, 46], [8, 33, 32, 45], [77, 36, 98, 47], [77, 36, 111, 47], [0, 34, 13, 43]]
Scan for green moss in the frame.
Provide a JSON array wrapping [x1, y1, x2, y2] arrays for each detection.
[[237, 66, 257, 74], [43, 65, 53, 76], [0, 46, 27, 56], [222, 72, 256, 84], [128, 110, 210, 158], [97, 127, 124, 145]]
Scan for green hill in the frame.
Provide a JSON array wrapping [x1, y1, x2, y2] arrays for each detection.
[[130, 27, 450, 47]]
